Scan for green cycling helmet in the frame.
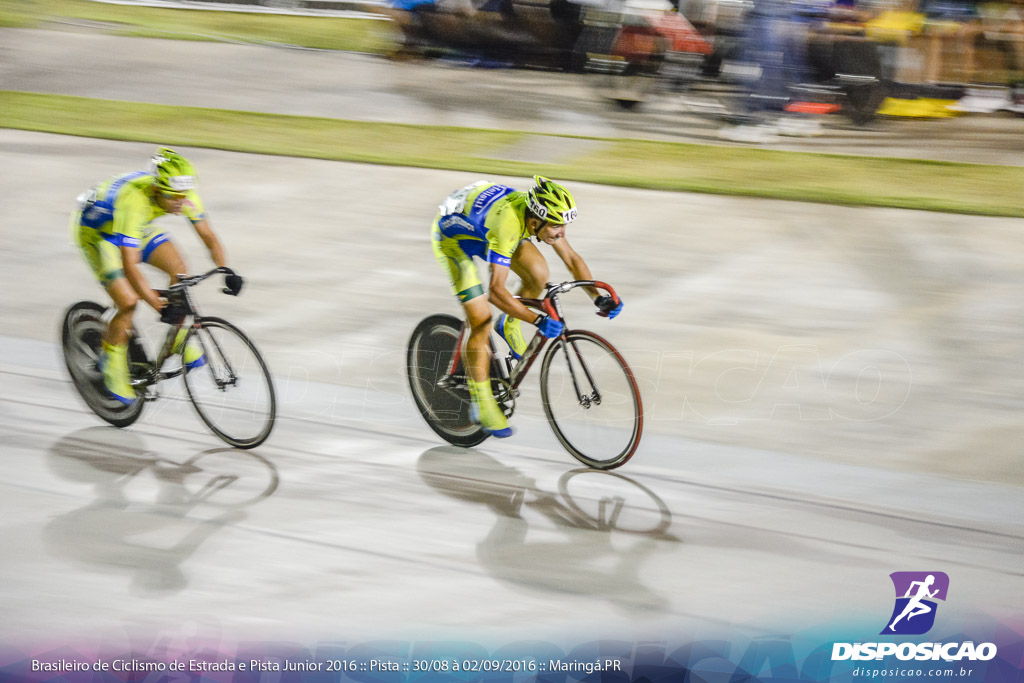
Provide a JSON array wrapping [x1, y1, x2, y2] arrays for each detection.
[[527, 175, 577, 225], [148, 147, 198, 194]]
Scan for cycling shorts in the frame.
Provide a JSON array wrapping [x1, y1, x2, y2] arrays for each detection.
[[71, 209, 172, 287], [431, 214, 487, 303]]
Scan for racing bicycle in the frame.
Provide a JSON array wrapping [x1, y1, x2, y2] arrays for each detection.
[[61, 267, 276, 449], [407, 281, 643, 469]]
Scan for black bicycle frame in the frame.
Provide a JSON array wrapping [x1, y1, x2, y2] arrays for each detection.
[[134, 267, 239, 390], [441, 280, 622, 404]]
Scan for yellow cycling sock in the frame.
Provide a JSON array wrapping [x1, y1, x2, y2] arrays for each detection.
[[468, 378, 511, 434], [101, 341, 135, 402], [102, 341, 127, 361], [468, 378, 492, 401], [172, 328, 187, 353]]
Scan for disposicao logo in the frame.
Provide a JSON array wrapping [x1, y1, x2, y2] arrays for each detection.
[[831, 572, 998, 662], [882, 571, 949, 635]]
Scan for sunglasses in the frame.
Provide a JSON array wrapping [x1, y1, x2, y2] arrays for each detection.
[[160, 190, 188, 200]]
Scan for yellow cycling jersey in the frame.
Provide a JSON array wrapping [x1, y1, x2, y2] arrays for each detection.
[[76, 170, 206, 248], [432, 180, 533, 303], [435, 181, 530, 267], [72, 170, 207, 285]]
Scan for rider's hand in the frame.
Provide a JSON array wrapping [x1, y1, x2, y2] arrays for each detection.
[[160, 303, 188, 325], [534, 314, 564, 338], [224, 273, 244, 296], [594, 295, 623, 319]]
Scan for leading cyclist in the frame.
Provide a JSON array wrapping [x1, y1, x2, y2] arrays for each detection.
[[71, 147, 244, 405], [431, 175, 623, 438]]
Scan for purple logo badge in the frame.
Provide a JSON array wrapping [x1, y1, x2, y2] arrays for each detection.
[[881, 572, 949, 635]]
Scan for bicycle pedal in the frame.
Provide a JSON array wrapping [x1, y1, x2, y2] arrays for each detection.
[[143, 390, 159, 402]]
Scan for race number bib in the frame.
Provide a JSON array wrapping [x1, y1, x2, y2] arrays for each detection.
[[439, 180, 489, 216]]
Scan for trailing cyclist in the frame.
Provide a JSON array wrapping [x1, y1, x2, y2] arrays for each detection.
[[71, 147, 244, 405], [431, 175, 623, 438]]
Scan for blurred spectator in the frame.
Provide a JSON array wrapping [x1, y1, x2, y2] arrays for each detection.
[[950, 0, 1024, 111], [718, 0, 825, 142], [862, 0, 925, 82], [921, 0, 977, 83]]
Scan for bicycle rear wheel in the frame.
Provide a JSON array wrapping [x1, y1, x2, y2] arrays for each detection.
[[183, 317, 276, 449], [407, 314, 489, 448], [61, 301, 146, 428], [540, 330, 643, 469]]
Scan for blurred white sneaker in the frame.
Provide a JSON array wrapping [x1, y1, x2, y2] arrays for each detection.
[[949, 88, 1010, 113], [718, 123, 779, 144], [998, 89, 1024, 115], [776, 117, 823, 137]]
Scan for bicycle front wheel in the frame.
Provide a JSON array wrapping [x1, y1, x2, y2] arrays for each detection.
[[540, 330, 643, 469], [183, 317, 276, 449], [407, 314, 488, 448]]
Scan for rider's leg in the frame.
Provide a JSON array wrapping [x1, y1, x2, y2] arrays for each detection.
[[75, 220, 139, 402], [464, 296, 493, 384], [104, 278, 137, 347], [495, 240, 549, 359], [431, 218, 511, 437], [145, 239, 206, 368], [464, 295, 512, 437], [143, 234, 184, 287], [101, 278, 139, 403]]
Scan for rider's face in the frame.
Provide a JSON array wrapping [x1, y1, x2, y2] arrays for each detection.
[[156, 190, 188, 214], [534, 221, 566, 244]]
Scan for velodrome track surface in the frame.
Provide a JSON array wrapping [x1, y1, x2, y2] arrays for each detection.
[[2, 131, 1023, 646], [1, 29, 1023, 647]]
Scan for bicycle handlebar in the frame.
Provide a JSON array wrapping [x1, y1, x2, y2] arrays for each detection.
[[544, 280, 619, 302], [517, 280, 620, 322], [156, 267, 236, 298]]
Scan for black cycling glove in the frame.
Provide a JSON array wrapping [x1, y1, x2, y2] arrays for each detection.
[[594, 295, 623, 319], [224, 273, 244, 296], [160, 303, 188, 325]]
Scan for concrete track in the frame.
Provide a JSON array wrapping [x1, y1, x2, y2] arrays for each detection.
[[1, 130, 1022, 645]]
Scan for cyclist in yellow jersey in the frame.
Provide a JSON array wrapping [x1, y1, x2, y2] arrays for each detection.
[[432, 176, 623, 438], [71, 147, 244, 405]]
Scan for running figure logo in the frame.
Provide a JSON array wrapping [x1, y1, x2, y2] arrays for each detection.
[[881, 572, 950, 635]]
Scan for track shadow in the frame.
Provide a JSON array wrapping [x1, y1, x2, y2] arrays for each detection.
[[42, 427, 279, 594], [416, 446, 679, 612]]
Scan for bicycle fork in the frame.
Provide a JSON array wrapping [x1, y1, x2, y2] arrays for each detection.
[[561, 336, 602, 408], [546, 291, 602, 410]]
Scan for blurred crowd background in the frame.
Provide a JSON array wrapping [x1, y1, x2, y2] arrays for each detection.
[[348, 0, 1024, 140]]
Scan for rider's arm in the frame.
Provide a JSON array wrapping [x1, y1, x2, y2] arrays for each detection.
[[488, 263, 545, 325], [191, 218, 227, 268], [182, 193, 227, 268], [552, 236, 599, 300], [121, 245, 164, 312], [484, 201, 547, 323]]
